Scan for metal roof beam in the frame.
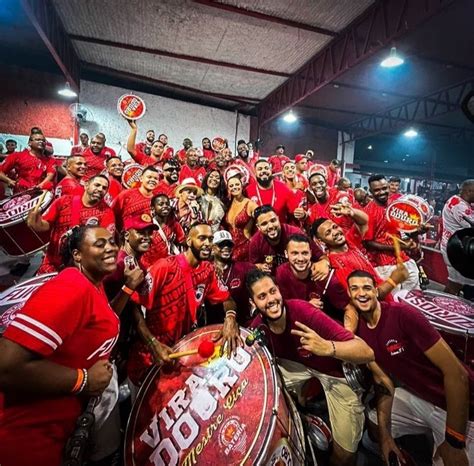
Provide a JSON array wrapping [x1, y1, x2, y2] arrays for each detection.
[[193, 0, 337, 37], [70, 35, 289, 78], [257, 0, 458, 126], [21, 0, 80, 91]]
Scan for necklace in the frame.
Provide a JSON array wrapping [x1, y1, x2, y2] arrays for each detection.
[[256, 182, 276, 206]]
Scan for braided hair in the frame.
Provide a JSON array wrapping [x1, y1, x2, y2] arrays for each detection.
[[60, 225, 97, 268]]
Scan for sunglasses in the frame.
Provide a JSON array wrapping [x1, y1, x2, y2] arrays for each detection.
[[164, 167, 179, 172], [216, 241, 234, 248]]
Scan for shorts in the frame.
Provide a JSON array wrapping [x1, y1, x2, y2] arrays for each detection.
[[367, 387, 474, 465], [441, 249, 474, 286], [278, 358, 364, 453], [375, 259, 420, 292]]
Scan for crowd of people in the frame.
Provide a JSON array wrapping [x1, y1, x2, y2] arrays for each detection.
[[0, 122, 472, 466]]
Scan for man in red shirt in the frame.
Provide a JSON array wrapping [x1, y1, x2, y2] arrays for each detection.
[[154, 160, 180, 199], [127, 223, 241, 385], [70, 132, 89, 156], [327, 159, 341, 188], [349, 270, 473, 466], [126, 120, 165, 167], [388, 176, 403, 203], [249, 205, 326, 275], [268, 144, 290, 177], [104, 156, 124, 206], [295, 153, 310, 178], [158, 134, 174, 161], [247, 270, 374, 466], [82, 135, 117, 180], [275, 234, 357, 331], [28, 174, 115, 274], [0, 133, 56, 192], [140, 193, 185, 268], [55, 155, 86, 197], [212, 230, 255, 326], [179, 147, 206, 185], [246, 159, 294, 222], [176, 138, 193, 164], [135, 129, 155, 155], [363, 174, 420, 291], [354, 187, 371, 209]]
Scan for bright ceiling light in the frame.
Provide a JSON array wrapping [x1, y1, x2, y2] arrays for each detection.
[[380, 47, 404, 68], [283, 110, 297, 123], [367, 145, 373, 150], [403, 128, 418, 138], [58, 82, 77, 98]]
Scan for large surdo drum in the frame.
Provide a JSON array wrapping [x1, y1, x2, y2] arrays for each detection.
[[0, 188, 53, 256], [125, 325, 306, 466], [396, 289, 474, 367]]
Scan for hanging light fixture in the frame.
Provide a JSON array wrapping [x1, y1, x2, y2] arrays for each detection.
[[283, 110, 297, 123], [380, 47, 404, 68], [58, 82, 77, 98], [403, 128, 418, 138]]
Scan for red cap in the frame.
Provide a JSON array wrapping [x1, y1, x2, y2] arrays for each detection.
[[123, 213, 158, 231], [295, 154, 308, 163]]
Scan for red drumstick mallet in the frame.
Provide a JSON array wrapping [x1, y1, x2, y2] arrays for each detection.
[[168, 340, 216, 360]]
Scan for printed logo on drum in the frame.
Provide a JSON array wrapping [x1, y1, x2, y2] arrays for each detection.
[[218, 416, 247, 455], [385, 339, 405, 356]]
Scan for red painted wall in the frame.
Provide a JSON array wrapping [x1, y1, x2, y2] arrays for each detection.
[[0, 65, 75, 139]]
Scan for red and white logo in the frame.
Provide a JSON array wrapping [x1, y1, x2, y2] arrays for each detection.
[[385, 338, 405, 356]]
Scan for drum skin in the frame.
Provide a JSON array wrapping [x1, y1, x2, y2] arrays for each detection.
[[0, 274, 56, 336], [397, 290, 474, 367], [124, 325, 305, 466], [0, 188, 53, 256]]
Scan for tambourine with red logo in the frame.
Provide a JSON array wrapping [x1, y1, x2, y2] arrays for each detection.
[[121, 163, 144, 189], [117, 94, 146, 120], [308, 164, 328, 179], [386, 194, 433, 233], [224, 163, 251, 186], [211, 136, 226, 152]]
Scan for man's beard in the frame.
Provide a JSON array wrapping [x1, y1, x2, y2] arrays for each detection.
[[257, 175, 272, 188], [190, 244, 204, 261]]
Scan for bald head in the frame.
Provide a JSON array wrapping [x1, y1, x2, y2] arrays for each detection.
[[460, 179, 474, 203]]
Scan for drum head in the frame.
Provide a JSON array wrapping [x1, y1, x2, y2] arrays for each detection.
[[386, 200, 424, 233], [0, 274, 56, 336], [125, 325, 285, 465]]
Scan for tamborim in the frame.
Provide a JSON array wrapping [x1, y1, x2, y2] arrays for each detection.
[[386, 194, 433, 233], [211, 137, 226, 152], [122, 164, 144, 189], [125, 325, 306, 466], [118, 94, 146, 120]]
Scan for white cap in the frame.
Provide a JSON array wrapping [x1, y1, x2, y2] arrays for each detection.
[[213, 230, 234, 245]]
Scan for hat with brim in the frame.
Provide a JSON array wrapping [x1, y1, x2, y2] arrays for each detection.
[[175, 177, 204, 197], [213, 230, 234, 245]]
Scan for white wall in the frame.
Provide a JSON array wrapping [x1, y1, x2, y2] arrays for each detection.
[[78, 80, 250, 160]]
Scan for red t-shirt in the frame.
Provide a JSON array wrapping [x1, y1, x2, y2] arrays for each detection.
[[202, 148, 215, 161], [162, 147, 174, 162], [104, 177, 123, 207], [0, 149, 56, 192], [268, 155, 290, 175], [275, 262, 350, 318], [0, 268, 119, 466], [128, 255, 229, 383], [130, 149, 163, 167], [249, 223, 322, 272], [308, 188, 354, 232], [246, 179, 294, 223], [38, 195, 115, 273], [251, 299, 354, 377], [357, 301, 474, 416], [153, 180, 178, 199], [178, 165, 206, 185], [176, 148, 187, 165], [82, 147, 116, 180], [140, 217, 186, 269], [112, 188, 153, 232], [364, 200, 409, 267], [54, 176, 84, 198], [70, 144, 88, 156], [327, 167, 340, 188], [388, 192, 403, 204]]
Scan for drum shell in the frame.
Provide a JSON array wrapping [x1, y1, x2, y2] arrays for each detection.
[[397, 290, 474, 367], [124, 325, 305, 466]]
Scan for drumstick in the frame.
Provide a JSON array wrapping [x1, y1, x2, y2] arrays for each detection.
[[391, 234, 403, 264], [32, 190, 47, 214], [169, 341, 218, 360]]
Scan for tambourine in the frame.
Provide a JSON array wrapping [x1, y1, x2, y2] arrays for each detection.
[[211, 136, 226, 152], [121, 163, 144, 189], [117, 94, 146, 120], [224, 163, 251, 186], [307, 164, 328, 179], [342, 362, 373, 396], [303, 413, 332, 451], [386, 195, 433, 233]]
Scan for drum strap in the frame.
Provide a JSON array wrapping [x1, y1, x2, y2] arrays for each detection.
[[176, 254, 198, 325], [71, 195, 82, 227]]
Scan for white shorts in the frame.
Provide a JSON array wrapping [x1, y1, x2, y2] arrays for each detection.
[[441, 249, 474, 286], [367, 387, 474, 465], [375, 259, 420, 292]]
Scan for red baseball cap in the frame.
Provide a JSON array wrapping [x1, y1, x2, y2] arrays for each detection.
[[295, 154, 309, 163], [123, 213, 158, 231]]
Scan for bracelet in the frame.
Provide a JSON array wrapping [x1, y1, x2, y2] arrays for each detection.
[[445, 429, 466, 449], [122, 285, 135, 296], [386, 277, 398, 288], [71, 368, 84, 393], [225, 310, 237, 319], [330, 340, 336, 358], [147, 336, 157, 347]]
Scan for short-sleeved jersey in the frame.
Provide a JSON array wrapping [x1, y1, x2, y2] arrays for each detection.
[[54, 176, 84, 198], [82, 146, 116, 180], [112, 188, 153, 232], [179, 165, 206, 185], [130, 149, 163, 168], [128, 255, 230, 384], [38, 195, 115, 273], [70, 144, 88, 156], [0, 268, 119, 466], [308, 188, 354, 232], [0, 149, 56, 192], [246, 179, 293, 223], [251, 299, 353, 377], [268, 155, 290, 175], [153, 180, 178, 199], [441, 195, 474, 250], [104, 176, 123, 207], [275, 262, 350, 318], [357, 301, 474, 416], [364, 200, 409, 267]]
